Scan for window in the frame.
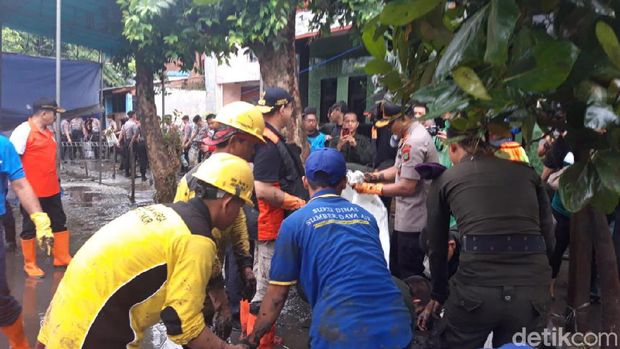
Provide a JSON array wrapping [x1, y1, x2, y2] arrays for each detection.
[[111, 94, 126, 113], [320, 78, 337, 124]]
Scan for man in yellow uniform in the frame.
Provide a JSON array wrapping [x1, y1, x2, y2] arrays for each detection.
[[36, 153, 253, 349], [174, 101, 265, 337]]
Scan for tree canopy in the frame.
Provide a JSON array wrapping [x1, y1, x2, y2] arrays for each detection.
[[363, 0, 620, 215]]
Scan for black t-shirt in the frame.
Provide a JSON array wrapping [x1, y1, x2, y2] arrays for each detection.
[[253, 124, 286, 183]]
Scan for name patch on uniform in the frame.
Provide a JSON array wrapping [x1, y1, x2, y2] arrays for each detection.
[[402, 144, 412, 162], [305, 205, 372, 228]]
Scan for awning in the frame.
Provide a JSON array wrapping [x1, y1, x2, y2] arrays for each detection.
[[0, 0, 124, 55]]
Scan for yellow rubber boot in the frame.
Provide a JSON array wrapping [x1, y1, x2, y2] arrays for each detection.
[[21, 239, 44, 278], [52, 231, 72, 267], [0, 314, 32, 349]]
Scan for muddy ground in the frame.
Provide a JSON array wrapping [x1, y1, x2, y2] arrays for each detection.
[[1, 161, 600, 349]]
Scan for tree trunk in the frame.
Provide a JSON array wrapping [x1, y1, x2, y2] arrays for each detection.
[[567, 208, 594, 333], [135, 50, 180, 203], [589, 206, 620, 346], [251, 6, 309, 160]]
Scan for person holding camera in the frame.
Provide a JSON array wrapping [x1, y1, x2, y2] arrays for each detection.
[[328, 112, 375, 168]]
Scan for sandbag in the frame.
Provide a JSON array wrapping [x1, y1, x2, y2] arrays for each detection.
[[342, 170, 390, 266]]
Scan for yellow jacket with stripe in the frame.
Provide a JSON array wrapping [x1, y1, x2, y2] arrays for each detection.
[[38, 199, 219, 349], [174, 165, 252, 271]]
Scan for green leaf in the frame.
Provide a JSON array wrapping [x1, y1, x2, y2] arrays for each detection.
[[593, 150, 620, 195], [365, 58, 393, 74], [193, 0, 219, 5], [595, 21, 620, 70], [450, 117, 469, 130], [452, 66, 492, 100], [362, 17, 387, 59], [574, 80, 608, 104], [505, 39, 579, 92], [411, 81, 470, 119], [379, 0, 441, 26], [559, 161, 596, 213], [591, 178, 619, 214], [434, 4, 488, 81], [484, 0, 519, 66], [381, 71, 402, 90]]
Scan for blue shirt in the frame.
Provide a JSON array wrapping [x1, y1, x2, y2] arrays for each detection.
[[307, 132, 327, 152], [270, 189, 412, 349], [0, 135, 25, 215]]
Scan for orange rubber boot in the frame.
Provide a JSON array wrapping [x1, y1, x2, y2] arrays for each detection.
[[21, 239, 44, 278], [52, 231, 72, 267], [0, 314, 32, 349], [240, 300, 250, 338]]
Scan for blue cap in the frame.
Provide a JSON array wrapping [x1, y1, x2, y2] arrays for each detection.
[[305, 148, 347, 186]]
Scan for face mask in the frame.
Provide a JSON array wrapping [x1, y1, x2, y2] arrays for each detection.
[[390, 134, 400, 148]]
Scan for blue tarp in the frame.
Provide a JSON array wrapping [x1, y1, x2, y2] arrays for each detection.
[[0, 52, 101, 130]]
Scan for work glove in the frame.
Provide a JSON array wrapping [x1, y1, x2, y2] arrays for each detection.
[[31, 212, 53, 255], [353, 182, 384, 195], [363, 172, 385, 183], [241, 266, 257, 301], [213, 305, 233, 340], [282, 193, 305, 211]]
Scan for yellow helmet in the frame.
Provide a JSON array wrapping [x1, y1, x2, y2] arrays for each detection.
[[214, 101, 265, 143], [192, 153, 255, 206]]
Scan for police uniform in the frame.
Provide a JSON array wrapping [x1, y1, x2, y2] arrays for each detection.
[[424, 154, 555, 348], [38, 199, 220, 348], [391, 122, 438, 278]]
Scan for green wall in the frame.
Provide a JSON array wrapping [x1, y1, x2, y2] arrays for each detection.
[[306, 33, 373, 118]]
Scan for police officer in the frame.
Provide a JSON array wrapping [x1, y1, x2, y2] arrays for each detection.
[[354, 106, 439, 279], [418, 127, 555, 348], [36, 153, 253, 349], [252, 87, 308, 347]]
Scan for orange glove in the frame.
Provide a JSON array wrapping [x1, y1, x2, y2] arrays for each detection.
[[353, 182, 384, 195], [282, 193, 306, 210]]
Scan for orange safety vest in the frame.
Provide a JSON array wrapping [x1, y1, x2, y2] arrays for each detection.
[[22, 119, 60, 197]]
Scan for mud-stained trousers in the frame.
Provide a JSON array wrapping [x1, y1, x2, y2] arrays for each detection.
[[251, 241, 275, 305], [441, 278, 550, 349]]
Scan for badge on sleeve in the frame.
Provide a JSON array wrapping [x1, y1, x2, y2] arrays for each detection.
[[402, 144, 412, 162]]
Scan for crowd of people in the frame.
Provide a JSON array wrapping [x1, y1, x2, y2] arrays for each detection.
[[0, 88, 619, 349]]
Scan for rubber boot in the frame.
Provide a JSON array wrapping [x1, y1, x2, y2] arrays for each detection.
[[0, 314, 32, 349], [240, 300, 250, 338], [21, 239, 44, 278], [52, 231, 72, 267]]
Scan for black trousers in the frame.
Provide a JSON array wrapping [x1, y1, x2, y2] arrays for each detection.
[[442, 279, 550, 349], [20, 193, 67, 240], [0, 217, 22, 326], [136, 141, 148, 177], [122, 143, 131, 176], [390, 231, 425, 279], [2, 200, 16, 245], [550, 210, 571, 279]]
